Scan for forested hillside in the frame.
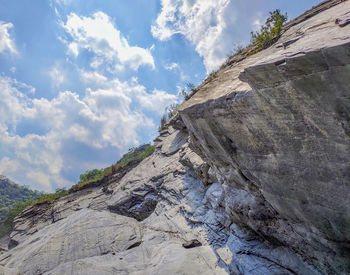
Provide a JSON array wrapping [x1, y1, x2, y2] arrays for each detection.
[[0, 175, 43, 221]]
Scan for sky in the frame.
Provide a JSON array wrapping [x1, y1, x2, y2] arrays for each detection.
[[0, 0, 322, 192]]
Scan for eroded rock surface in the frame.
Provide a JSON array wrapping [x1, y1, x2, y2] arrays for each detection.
[[179, 1, 350, 274], [0, 1, 349, 274]]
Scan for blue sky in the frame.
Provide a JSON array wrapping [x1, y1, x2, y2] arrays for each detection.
[[0, 0, 321, 191]]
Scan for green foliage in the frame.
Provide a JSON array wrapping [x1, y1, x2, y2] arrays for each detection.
[[251, 9, 287, 49], [0, 188, 68, 237], [0, 200, 32, 237], [0, 180, 44, 221], [0, 143, 156, 237], [33, 188, 68, 205], [204, 71, 218, 83], [72, 145, 155, 190], [110, 145, 155, 172], [70, 168, 106, 190], [79, 169, 104, 184]]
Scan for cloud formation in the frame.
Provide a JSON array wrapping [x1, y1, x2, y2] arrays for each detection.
[[62, 12, 155, 72], [0, 73, 177, 191], [0, 21, 18, 55], [152, 0, 240, 73], [49, 66, 65, 88], [164, 62, 179, 71]]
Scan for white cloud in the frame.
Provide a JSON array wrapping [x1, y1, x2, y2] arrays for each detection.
[[80, 70, 107, 85], [0, 74, 177, 191], [50, 0, 72, 8], [0, 157, 20, 174], [49, 66, 65, 88], [164, 62, 179, 71], [164, 62, 189, 81], [53, 0, 72, 6], [10, 67, 16, 73], [26, 171, 51, 191], [136, 89, 178, 115], [68, 42, 79, 57], [0, 76, 32, 130], [252, 12, 264, 32], [0, 129, 66, 192], [252, 19, 262, 30], [62, 12, 155, 71], [0, 21, 18, 55], [152, 0, 241, 73]]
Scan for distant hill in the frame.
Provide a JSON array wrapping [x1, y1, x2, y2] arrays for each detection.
[[0, 175, 44, 221]]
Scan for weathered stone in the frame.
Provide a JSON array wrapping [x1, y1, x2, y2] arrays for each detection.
[[0, 2, 349, 274], [182, 239, 202, 249], [179, 1, 350, 274]]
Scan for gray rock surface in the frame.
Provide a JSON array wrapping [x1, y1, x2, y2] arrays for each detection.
[[1, 1, 349, 274], [0, 127, 319, 274], [179, 1, 350, 274]]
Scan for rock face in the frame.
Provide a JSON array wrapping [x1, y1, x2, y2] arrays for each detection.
[[0, 1, 349, 274], [179, 2, 350, 273]]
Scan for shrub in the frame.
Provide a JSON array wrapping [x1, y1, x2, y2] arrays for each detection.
[[0, 200, 32, 237], [34, 188, 68, 205], [204, 71, 218, 83], [78, 169, 103, 184], [110, 145, 155, 171], [71, 144, 156, 190], [251, 9, 287, 49]]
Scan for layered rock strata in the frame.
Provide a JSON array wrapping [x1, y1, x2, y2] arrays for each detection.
[[0, 1, 349, 274]]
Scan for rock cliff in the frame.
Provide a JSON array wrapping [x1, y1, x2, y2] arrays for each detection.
[[0, 1, 349, 274]]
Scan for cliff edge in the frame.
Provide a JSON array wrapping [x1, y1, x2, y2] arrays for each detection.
[[0, 1, 349, 274]]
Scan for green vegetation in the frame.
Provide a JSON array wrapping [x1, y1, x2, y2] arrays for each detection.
[[0, 200, 32, 237], [32, 188, 68, 205], [0, 8, 290, 239], [78, 169, 104, 185], [204, 71, 218, 83], [113, 145, 155, 170], [251, 9, 287, 50], [103, 145, 155, 176], [158, 10, 288, 132], [0, 144, 155, 237], [71, 144, 155, 191], [0, 188, 68, 237], [0, 179, 44, 221]]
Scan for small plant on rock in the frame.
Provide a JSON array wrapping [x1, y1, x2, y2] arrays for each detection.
[[205, 70, 218, 83], [251, 9, 288, 50]]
